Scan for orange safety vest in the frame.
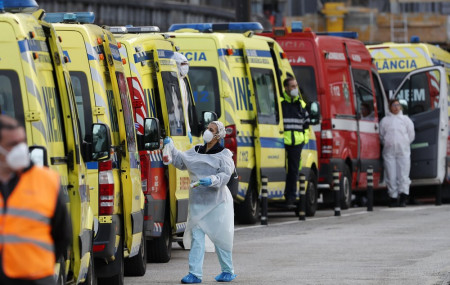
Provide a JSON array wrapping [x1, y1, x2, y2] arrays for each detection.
[[0, 166, 60, 279]]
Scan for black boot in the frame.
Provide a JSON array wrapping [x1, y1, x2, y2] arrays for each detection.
[[399, 193, 408, 207], [389, 197, 398, 207]]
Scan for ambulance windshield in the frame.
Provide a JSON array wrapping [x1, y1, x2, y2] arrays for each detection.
[[0, 70, 24, 125], [188, 67, 220, 121], [161, 71, 186, 136], [292, 66, 317, 103]]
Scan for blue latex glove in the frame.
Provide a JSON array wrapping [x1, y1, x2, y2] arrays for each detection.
[[199, 177, 212, 186], [163, 137, 173, 146], [188, 131, 193, 144]]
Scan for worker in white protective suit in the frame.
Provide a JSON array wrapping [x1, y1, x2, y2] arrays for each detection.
[[379, 99, 415, 207], [174, 52, 192, 144], [163, 120, 236, 284]]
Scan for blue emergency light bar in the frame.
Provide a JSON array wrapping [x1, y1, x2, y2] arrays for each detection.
[[316, 31, 358, 39], [0, 0, 39, 13], [109, 25, 160, 34], [44, 12, 95, 24], [168, 22, 263, 33], [291, 21, 303, 32]]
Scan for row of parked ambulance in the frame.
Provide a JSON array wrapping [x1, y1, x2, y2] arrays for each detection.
[[2, 0, 450, 284]]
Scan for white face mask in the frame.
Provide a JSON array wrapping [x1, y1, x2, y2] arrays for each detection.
[[0, 142, 30, 171], [290, 88, 299, 97], [203, 130, 215, 143], [180, 64, 189, 77]]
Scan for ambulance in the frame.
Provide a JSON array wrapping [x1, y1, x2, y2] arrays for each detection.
[[0, 1, 95, 284], [168, 22, 320, 224], [109, 25, 205, 262], [367, 41, 450, 194], [262, 23, 449, 207], [45, 12, 146, 282]]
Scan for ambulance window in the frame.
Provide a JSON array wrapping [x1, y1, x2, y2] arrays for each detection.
[[395, 70, 436, 115], [250, 68, 279, 124], [188, 67, 220, 119], [161, 71, 185, 136], [116, 72, 137, 151], [353, 69, 375, 121], [379, 73, 407, 99], [0, 70, 24, 124], [372, 72, 385, 121], [70, 71, 92, 141], [184, 78, 200, 137], [292, 66, 317, 102]]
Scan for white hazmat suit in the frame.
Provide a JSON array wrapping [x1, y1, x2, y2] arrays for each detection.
[[379, 110, 415, 198], [173, 52, 192, 143], [166, 131, 235, 280]]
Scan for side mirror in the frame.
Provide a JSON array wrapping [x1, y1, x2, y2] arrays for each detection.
[[309, 101, 321, 125], [91, 123, 111, 161], [143, 118, 161, 151], [202, 111, 218, 130], [29, 146, 48, 167]]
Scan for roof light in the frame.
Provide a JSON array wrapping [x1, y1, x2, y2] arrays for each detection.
[[410, 35, 420, 43], [273, 27, 286, 36], [168, 22, 263, 33], [109, 25, 160, 34], [316, 31, 358, 39], [292, 21, 303, 32], [2, 0, 39, 13], [44, 12, 95, 24]]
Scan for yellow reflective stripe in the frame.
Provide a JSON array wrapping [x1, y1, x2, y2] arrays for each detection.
[[1, 235, 54, 252], [5, 208, 51, 224]]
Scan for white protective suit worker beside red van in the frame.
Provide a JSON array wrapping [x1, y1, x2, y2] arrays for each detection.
[[380, 99, 415, 207]]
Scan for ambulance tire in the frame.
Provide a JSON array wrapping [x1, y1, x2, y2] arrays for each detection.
[[340, 165, 352, 210], [146, 211, 172, 263], [98, 238, 124, 285], [236, 174, 259, 225], [305, 171, 318, 217], [124, 223, 147, 276]]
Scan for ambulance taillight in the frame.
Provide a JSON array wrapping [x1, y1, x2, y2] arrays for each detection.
[[98, 160, 114, 215], [225, 125, 237, 165], [321, 119, 333, 158], [140, 154, 150, 195]]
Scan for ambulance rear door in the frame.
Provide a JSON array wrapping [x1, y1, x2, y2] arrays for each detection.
[[152, 48, 190, 233], [243, 40, 285, 197], [393, 66, 448, 184]]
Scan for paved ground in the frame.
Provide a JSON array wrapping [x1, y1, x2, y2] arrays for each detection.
[[126, 203, 450, 285]]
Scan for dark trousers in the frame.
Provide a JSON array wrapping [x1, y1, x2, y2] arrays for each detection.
[[284, 143, 304, 201]]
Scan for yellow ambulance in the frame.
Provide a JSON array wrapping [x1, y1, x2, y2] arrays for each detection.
[[109, 25, 204, 262], [169, 23, 320, 224], [367, 41, 450, 196], [45, 12, 146, 282], [0, 1, 94, 284]]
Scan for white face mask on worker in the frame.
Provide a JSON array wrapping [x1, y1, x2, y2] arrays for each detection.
[[203, 130, 215, 143], [0, 142, 30, 171], [290, 88, 299, 97], [180, 64, 189, 77]]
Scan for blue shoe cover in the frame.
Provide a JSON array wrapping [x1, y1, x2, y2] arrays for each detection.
[[215, 272, 237, 282], [181, 273, 202, 284]]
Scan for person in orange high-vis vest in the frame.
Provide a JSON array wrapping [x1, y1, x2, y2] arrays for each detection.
[[0, 115, 72, 285]]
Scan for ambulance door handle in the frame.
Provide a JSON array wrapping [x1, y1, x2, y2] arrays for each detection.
[[279, 130, 283, 134]]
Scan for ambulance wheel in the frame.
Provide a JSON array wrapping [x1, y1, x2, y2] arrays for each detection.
[[306, 171, 318, 217], [146, 213, 172, 263], [124, 225, 147, 276], [340, 165, 352, 210], [98, 238, 124, 285], [236, 175, 259, 224]]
